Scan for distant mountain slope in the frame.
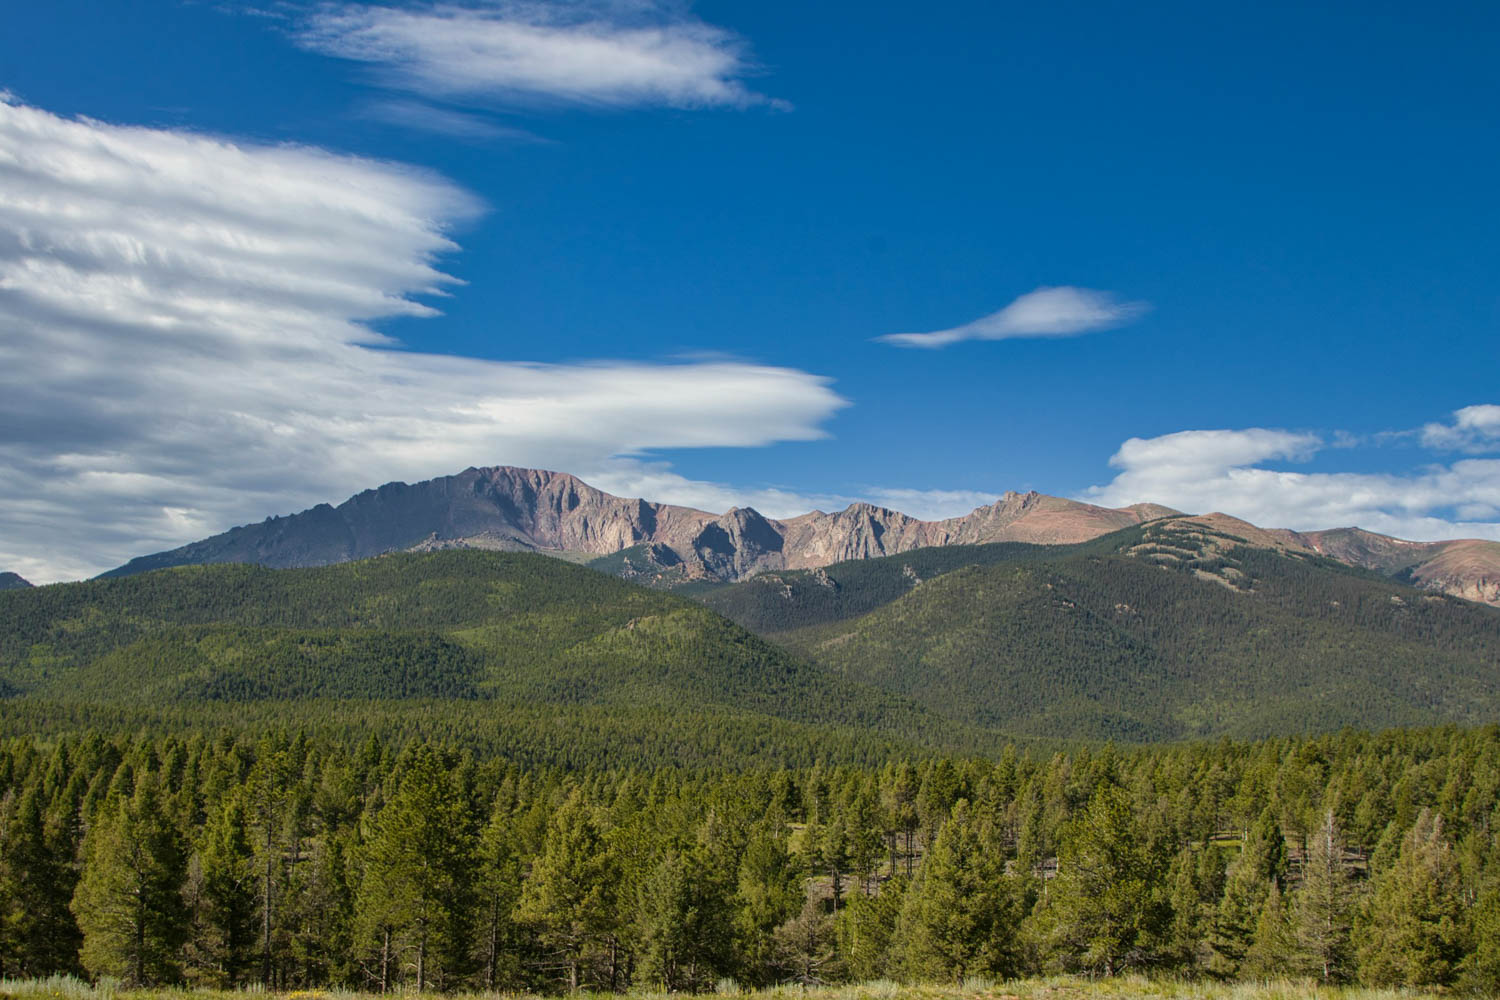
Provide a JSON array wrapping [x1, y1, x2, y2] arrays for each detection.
[[101, 465, 1168, 583], [98, 465, 1500, 605], [705, 520, 1500, 742], [1, 550, 988, 763], [0, 573, 30, 591]]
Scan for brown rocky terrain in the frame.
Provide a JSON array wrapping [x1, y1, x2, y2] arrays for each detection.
[[99, 465, 1500, 606]]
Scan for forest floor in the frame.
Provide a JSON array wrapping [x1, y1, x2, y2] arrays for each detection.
[[0, 977, 1447, 1000]]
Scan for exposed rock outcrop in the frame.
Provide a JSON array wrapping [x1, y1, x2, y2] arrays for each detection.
[[97, 465, 1500, 606], [102, 466, 1168, 583]]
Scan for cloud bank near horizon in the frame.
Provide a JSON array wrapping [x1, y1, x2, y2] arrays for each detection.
[[0, 98, 840, 583], [1082, 409, 1500, 543], [879, 286, 1148, 349]]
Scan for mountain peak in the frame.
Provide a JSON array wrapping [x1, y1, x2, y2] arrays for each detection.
[[93, 465, 1500, 605], [0, 572, 32, 591]]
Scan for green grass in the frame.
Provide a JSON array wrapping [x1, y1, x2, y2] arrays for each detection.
[[0, 977, 1450, 1000]]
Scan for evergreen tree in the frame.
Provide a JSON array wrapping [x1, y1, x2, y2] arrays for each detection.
[[516, 790, 620, 991], [895, 801, 1025, 981], [191, 797, 258, 985], [1355, 809, 1465, 986], [1463, 856, 1500, 993], [354, 747, 478, 991], [734, 811, 801, 986], [636, 846, 733, 991], [71, 776, 189, 985], [474, 807, 523, 990], [1242, 882, 1294, 979], [1292, 808, 1356, 983], [837, 876, 906, 981], [1206, 810, 1285, 978], [0, 786, 81, 977], [1034, 784, 1166, 975]]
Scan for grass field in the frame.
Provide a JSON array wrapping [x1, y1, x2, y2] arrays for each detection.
[[0, 978, 1450, 1000]]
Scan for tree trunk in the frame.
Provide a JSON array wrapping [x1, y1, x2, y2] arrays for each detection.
[[485, 898, 500, 989], [262, 831, 274, 985], [380, 927, 391, 994]]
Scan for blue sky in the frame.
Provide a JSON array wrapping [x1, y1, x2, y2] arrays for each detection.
[[2, 0, 1498, 581]]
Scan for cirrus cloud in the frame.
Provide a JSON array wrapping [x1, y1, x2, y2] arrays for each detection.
[[296, 2, 781, 110], [0, 97, 842, 583], [878, 286, 1149, 349]]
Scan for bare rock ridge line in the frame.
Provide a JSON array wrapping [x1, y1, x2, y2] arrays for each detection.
[[0, 572, 31, 591], [98, 465, 1500, 605]]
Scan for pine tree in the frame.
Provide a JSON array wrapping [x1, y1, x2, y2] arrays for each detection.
[[1035, 783, 1166, 975], [1242, 881, 1294, 978], [1206, 809, 1285, 978], [837, 876, 906, 982], [636, 845, 733, 992], [354, 747, 478, 991], [474, 807, 522, 990], [1292, 808, 1356, 983], [192, 797, 258, 985], [71, 776, 189, 985], [895, 800, 1025, 981], [1355, 809, 1465, 986], [734, 811, 801, 986], [0, 786, 81, 977], [516, 790, 619, 991]]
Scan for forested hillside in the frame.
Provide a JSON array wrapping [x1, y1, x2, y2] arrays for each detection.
[[0, 726, 1497, 991], [0, 551, 986, 766], [703, 522, 1500, 742]]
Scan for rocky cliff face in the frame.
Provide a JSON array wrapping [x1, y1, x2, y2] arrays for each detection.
[[102, 466, 1167, 583], [0, 572, 31, 591], [98, 465, 1500, 607]]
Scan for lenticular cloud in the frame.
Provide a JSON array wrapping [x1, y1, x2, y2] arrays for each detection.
[[0, 99, 844, 582]]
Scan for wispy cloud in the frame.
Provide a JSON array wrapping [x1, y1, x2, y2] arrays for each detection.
[[878, 286, 1149, 349], [296, 2, 781, 110], [0, 98, 841, 582], [1082, 421, 1500, 541], [356, 98, 548, 141]]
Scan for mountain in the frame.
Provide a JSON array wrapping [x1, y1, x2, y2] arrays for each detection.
[[0, 572, 30, 591], [704, 518, 1500, 742], [99, 465, 1500, 606], [0, 549, 990, 766], [101, 465, 1170, 583]]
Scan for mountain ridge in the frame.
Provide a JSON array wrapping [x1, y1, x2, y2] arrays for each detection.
[[100, 465, 1500, 605], [0, 572, 30, 591]]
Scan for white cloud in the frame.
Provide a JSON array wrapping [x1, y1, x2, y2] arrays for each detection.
[[1421, 404, 1500, 454], [878, 286, 1148, 349], [296, 2, 779, 110], [0, 98, 844, 583], [1083, 425, 1500, 543]]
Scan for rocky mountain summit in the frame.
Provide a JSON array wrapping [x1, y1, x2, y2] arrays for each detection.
[[100, 465, 1500, 605], [102, 466, 1166, 583], [0, 572, 31, 591]]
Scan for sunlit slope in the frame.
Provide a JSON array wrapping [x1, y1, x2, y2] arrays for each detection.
[[0, 550, 988, 761], [705, 524, 1500, 741]]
